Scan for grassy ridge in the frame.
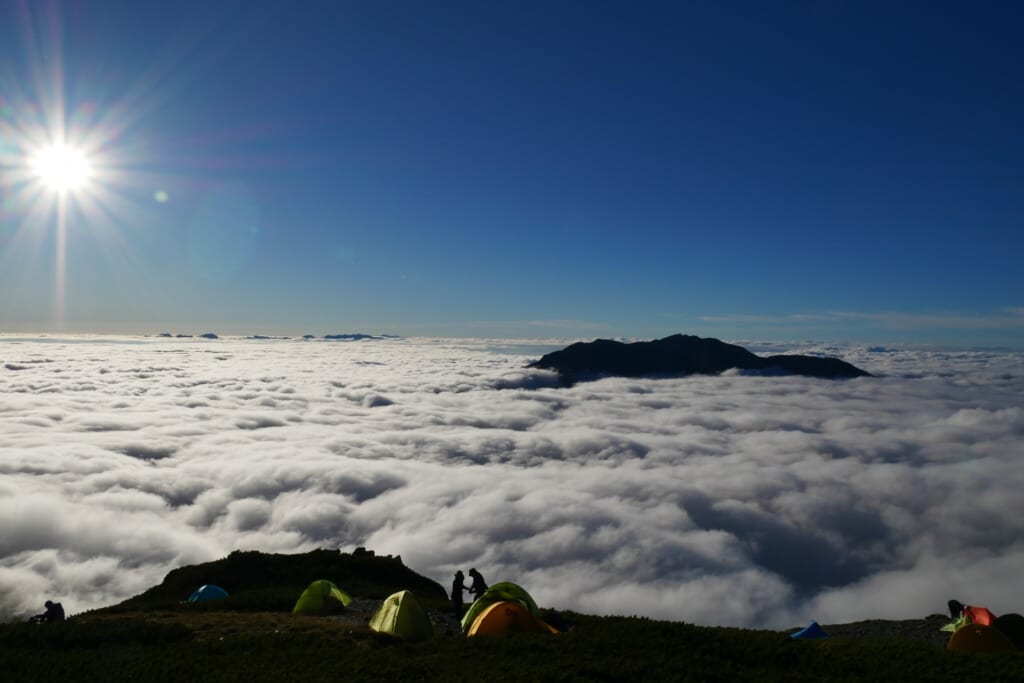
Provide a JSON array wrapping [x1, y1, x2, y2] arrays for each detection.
[[3, 549, 1021, 681], [3, 612, 1024, 682]]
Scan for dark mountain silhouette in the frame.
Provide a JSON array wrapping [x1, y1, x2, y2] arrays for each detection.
[[528, 334, 870, 384], [323, 334, 397, 341], [107, 548, 447, 612]]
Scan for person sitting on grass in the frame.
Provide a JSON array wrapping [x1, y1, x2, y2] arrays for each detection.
[[29, 600, 65, 624]]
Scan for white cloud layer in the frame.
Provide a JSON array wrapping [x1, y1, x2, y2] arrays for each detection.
[[2, 336, 1023, 627]]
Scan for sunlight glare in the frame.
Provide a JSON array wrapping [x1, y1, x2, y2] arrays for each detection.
[[30, 143, 93, 192]]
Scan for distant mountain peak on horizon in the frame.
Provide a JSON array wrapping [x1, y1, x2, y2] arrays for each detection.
[[528, 334, 871, 383], [322, 333, 401, 341]]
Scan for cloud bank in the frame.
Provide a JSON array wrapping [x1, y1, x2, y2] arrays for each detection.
[[1, 336, 1022, 627]]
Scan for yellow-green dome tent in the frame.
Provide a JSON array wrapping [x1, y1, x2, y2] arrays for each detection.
[[369, 590, 434, 641], [292, 579, 353, 615]]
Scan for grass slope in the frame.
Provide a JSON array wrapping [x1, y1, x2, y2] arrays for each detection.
[[3, 550, 1021, 681]]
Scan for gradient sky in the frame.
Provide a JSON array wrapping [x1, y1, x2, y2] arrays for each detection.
[[0, 1, 1021, 345]]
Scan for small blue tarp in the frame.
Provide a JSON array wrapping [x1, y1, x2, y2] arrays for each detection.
[[790, 620, 829, 639], [188, 584, 229, 602]]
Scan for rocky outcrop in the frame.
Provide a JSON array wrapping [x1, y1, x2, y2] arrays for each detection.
[[105, 548, 448, 612]]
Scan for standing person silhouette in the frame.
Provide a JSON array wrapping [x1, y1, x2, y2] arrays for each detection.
[[451, 570, 467, 617], [467, 568, 488, 600]]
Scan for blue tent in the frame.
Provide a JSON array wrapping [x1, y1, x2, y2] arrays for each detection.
[[188, 584, 229, 602], [790, 620, 829, 639]]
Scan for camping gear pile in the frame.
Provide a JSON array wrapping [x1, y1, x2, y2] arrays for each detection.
[[183, 578, 559, 642], [943, 603, 1024, 653]]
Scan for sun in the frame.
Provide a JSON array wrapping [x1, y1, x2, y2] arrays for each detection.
[[30, 143, 93, 192]]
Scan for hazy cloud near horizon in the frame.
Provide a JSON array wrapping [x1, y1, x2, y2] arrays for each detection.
[[1, 336, 1022, 627]]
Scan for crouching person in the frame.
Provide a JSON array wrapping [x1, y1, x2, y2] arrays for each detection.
[[29, 600, 65, 624]]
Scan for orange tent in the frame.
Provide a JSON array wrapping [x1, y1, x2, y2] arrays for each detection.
[[466, 600, 558, 637], [947, 623, 1016, 653], [965, 605, 997, 626]]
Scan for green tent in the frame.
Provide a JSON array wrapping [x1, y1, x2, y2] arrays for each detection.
[[461, 582, 541, 633], [369, 590, 434, 641], [292, 579, 353, 615]]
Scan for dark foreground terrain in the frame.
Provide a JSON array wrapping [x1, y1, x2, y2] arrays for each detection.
[[2, 550, 1020, 682]]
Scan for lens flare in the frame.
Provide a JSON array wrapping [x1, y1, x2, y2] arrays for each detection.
[[30, 143, 93, 192]]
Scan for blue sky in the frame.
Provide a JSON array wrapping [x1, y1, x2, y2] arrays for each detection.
[[0, 1, 1021, 345]]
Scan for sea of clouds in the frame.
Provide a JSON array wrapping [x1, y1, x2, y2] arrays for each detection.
[[1, 335, 1022, 627]]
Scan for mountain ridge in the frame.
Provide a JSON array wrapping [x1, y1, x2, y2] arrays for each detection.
[[528, 334, 871, 383]]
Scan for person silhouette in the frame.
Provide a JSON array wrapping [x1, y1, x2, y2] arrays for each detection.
[[30, 600, 65, 623], [451, 570, 467, 617], [467, 568, 488, 600]]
